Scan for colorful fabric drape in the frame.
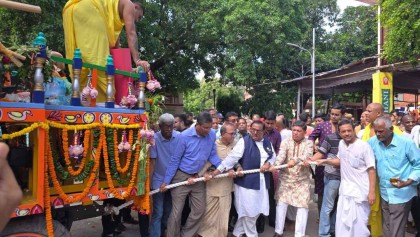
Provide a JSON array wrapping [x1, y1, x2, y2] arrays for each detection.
[[63, 0, 124, 102]]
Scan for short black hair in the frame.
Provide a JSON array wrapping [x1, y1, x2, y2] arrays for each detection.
[[225, 112, 238, 120], [314, 113, 326, 121], [292, 120, 307, 131], [251, 120, 265, 130], [174, 114, 187, 124], [264, 110, 276, 120], [331, 103, 346, 115], [338, 118, 354, 131], [197, 112, 212, 125], [299, 112, 310, 122]]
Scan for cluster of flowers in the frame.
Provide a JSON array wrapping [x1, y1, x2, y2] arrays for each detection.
[[146, 71, 161, 92], [69, 132, 84, 159], [118, 130, 131, 153], [139, 129, 155, 145]]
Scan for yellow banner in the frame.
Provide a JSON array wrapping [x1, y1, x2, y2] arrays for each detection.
[[372, 71, 393, 113]]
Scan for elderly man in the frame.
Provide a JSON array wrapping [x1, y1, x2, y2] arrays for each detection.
[[149, 114, 180, 237], [197, 123, 238, 237], [216, 112, 240, 139], [271, 121, 314, 237], [362, 103, 402, 237], [368, 116, 420, 237], [160, 112, 221, 237], [213, 120, 275, 237], [318, 119, 376, 237]]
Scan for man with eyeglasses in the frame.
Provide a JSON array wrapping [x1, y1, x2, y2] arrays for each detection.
[[198, 122, 238, 237], [148, 113, 180, 237], [160, 112, 221, 237], [213, 120, 275, 236], [217, 112, 241, 140]]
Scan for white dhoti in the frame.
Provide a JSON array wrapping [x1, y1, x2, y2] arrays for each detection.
[[232, 174, 269, 237], [336, 195, 371, 237]]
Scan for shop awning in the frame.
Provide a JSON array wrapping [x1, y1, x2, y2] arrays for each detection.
[[282, 56, 420, 95]]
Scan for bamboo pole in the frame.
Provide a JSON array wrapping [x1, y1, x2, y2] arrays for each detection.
[[0, 0, 41, 14]]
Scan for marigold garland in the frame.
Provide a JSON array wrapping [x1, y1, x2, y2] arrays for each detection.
[[44, 148, 54, 237], [46, 128, 102, 203], [1, 122, 48, 140], [102, 126, 139, 199], [113, 129, 133, 173], [61, 128, 91, 176], [48, 121, 100, 130], [103, 123, 141, 129]]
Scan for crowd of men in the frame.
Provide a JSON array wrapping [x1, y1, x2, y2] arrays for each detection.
[[106, 103, 420, 237]]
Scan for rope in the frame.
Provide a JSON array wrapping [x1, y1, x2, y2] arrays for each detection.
[[117, 161, 319, 208], [149, 163, 292, 196]]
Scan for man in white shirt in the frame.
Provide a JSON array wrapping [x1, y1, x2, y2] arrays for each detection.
[[316, 119, 376, 237], [212, 121, 275, 237]]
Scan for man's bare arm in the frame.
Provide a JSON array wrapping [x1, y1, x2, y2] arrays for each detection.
[[367, 167, 376, 205], [316, 158, 340, 167], [121, 1, 139, 64], [310, 152, 325, 161]]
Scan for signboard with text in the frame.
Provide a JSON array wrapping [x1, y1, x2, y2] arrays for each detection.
[[372, 72, 393, 113]]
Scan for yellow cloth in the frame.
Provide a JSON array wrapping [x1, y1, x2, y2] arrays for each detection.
[[362, 123, 402, 237], [63, 0, 124, 102]]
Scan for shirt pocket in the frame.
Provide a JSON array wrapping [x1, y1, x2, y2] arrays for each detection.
[[349, 154, 360, 169]]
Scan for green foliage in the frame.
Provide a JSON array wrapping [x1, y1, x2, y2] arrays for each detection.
[[0, 0, 67, 53], [0, 0, 379, 113], [316, 5, 377, 71], [216, 86, 243, 116], [184, 78, 241, 115], [380, 0, 420, 65], [241, 84, 296, 118]]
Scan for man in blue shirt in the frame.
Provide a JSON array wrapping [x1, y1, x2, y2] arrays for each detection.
[[368, 116, 420, 237], [160, 111, 221, 237], [148, 113, 180, 237]]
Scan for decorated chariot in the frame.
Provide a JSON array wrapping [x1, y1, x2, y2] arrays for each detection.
[[0, 31, 161, 236]]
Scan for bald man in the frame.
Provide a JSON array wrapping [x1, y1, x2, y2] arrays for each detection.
[[362, 103, 402, 237]]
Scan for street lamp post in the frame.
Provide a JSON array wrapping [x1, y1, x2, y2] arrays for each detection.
[[287, 28, 316, 118]]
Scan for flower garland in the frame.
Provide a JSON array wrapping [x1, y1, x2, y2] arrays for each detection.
[[114, 129, 133, 174], [49, 130, 70, 180], [1, 122, 48, 140], [102, 126, 139, 199], [106, 128, 130, 185], [61, 128, 91, 176], [44, 153, 54, 237], [46, 127, 102, 203], [48, 121, 100, 130], [102, 123, 141, 129]]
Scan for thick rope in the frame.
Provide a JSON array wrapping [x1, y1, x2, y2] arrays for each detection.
[[116, 161, 319, 208]]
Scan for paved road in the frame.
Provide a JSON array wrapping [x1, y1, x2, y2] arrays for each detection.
[[70, 200, 416, 237]]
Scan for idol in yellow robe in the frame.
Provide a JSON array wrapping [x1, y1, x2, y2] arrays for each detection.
[[63, 0, 124, 102]]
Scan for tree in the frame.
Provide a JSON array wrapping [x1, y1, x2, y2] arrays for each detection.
[[380, 0, 420, 65], [183, 78, 243, 116], [0, 0, 67, 53], [319, 5, 377, 70]]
